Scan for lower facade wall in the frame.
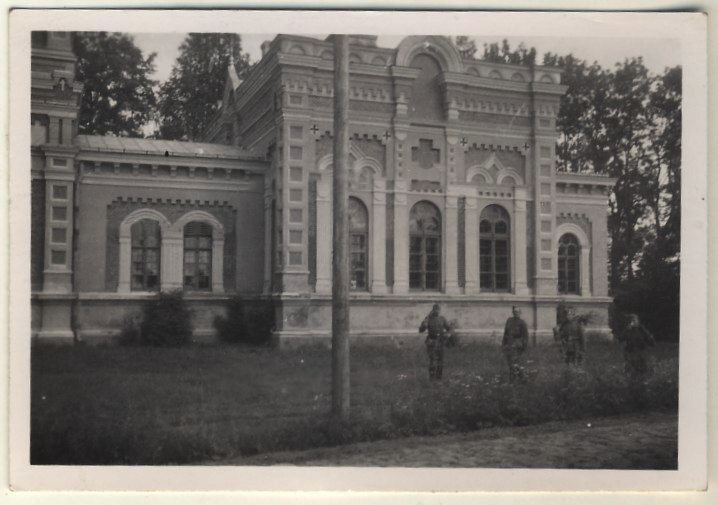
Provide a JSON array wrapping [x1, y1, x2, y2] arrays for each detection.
[[32, 293, 613, 346], [275, 295, 613, 348]]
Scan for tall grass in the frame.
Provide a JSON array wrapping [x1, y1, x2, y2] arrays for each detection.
[[30, 341, 677, 464]]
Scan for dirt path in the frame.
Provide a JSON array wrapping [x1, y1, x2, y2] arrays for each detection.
[[228, 411, 677, 469]]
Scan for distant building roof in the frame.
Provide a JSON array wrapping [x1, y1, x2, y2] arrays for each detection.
[[75, 135, 260, 160]]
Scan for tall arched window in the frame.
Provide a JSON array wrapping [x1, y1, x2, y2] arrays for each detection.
[[348, 197, 369, 290], [409, 201, 441, 290], [558, 233, 580, 294], [409, 54, 443, 121], [479, 205, 510, 292], [184, 221, 213, 290], [131, 219, 161, 291]]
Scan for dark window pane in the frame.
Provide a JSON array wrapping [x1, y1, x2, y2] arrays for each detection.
[[425, 273, 439, 289], [409, 273, 422, 288], [495, 221, 508, 234], [410, 237, 422, 253], [495, 275, 508, 290]]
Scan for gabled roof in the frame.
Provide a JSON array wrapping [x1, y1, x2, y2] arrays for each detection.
[[75, 135, 260, 160]]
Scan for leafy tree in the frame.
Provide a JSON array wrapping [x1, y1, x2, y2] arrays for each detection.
[[481, 39, 536, 66], [546, 52, 682, 338], [156, 33, 251, 141], [73, 32, 158, 137], [454, 36, 478, 59]]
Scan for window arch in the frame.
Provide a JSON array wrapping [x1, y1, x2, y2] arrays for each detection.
[[131, 219, 161, 291], [479, 205, 510, 292], [348, 197, 369, 290], [409, 201, 441, 290], [183, 221, 213, 290], [558, 233, 580, 295]]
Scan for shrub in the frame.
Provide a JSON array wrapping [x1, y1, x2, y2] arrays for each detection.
[[140, 290, 193, 347], [118, 312, 143, 346], [214, 297, 274, 346]]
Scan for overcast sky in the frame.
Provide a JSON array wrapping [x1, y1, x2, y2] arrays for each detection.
[[131, 33, 681, 84]]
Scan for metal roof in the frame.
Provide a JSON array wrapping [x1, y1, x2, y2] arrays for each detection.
[[75, 135, 260, 160]]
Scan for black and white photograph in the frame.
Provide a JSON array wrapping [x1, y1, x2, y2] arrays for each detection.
[[6, 8, 708, 495]]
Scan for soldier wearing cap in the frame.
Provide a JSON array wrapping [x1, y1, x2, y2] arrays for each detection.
[[419, 303, 451, 380], [617, 313, 655, 378], [502, 306, 529, 383], [557, 306, 585, 366]]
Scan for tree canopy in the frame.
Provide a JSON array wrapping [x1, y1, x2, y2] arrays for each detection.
[[544, 50, 682, 338], [73, 32, 158, 137], [156, 33, 252, 141]]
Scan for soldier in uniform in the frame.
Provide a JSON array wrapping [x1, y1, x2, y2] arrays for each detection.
[[419, 304, 451, 380], [617, 313, 655, 377], [502, 306, 529, 383], [557, 306, 586, 366]]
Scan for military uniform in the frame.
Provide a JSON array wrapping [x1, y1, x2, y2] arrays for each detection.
[[618, 322, 655, 377], [557, 317, 585, 366], [502, 315, 529, 382], [419, 308, 451, 380]]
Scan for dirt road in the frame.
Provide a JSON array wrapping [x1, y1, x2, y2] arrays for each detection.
[[231, 411, 677, 469]]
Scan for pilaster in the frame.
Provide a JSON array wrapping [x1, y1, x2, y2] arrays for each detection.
[[212, 237, 225, 293], [513, 186, 530, 295], [263, 178, 273, 293], [370, 178, 387, 293], [160, 234, 183, 291], [443, 193, 460, 294], [464, 193, 479, 294], [392, 180, 409, 294]]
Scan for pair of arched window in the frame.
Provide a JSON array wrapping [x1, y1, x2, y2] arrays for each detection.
[[130, 219, 213, 291], [408, 202, 512, 292]]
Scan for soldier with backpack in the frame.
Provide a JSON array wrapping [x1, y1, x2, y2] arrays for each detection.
[[617, 313, 655, 378], [419, 304, 451, 380]]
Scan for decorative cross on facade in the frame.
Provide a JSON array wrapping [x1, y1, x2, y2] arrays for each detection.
[[460, 137, 468, 148], [58, 78, 66, 91], [522, 142, 530, 152], [310, 124, 320, 135], [383, 131, 392, 141], [411, 139, 440, 170]]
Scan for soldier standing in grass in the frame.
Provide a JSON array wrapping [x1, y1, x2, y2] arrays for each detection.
[[502, 306, 529, 383], [558, 306, 586, 366], [419, 303, 451, 380], [617, 313, 655, 378]]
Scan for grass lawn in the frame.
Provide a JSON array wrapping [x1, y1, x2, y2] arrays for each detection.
[[31, 339, 678, 465]]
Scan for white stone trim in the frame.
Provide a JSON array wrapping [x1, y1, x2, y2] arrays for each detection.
[[395, 36, 463, 73], [466, 165, 494, 184], [117, 209, 171, 293], [496, 168, 524, 186], [171, 210, 226, 293], [554, 222, 591, 297]]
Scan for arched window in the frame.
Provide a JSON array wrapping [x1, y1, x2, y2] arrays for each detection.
[[348, 198, 369, 290], [479, 205, 510, 292], [409, 201, 441, 290], [131, 219, 161, 291], [558, 233, 580, 294], [184, 221, 213, 290], [409, 54, 443, 121]]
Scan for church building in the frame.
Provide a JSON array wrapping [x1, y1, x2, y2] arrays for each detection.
[[30, 33, 615, 345]]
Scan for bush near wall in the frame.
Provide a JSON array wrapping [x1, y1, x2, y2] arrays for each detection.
[[214, 296, 274, 346], [139, 290, 193, 347]]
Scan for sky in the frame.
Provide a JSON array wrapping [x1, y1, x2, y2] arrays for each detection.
[[130, 33, 682, 84]]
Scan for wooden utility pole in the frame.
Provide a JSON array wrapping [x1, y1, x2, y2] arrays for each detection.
[[331, 34, 350, 421]]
